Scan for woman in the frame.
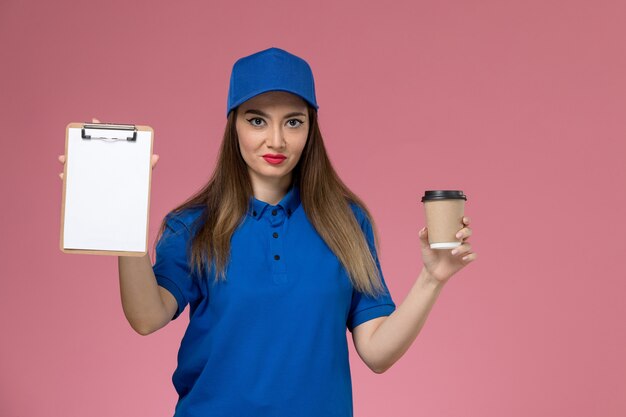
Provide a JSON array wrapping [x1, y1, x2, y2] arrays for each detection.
[[58, 47, 477, 417]]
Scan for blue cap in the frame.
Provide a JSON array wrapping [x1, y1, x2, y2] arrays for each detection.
[[227, 47, 319, 117]]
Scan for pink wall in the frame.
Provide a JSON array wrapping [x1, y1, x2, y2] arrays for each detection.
[[1, 0, 625, 416]]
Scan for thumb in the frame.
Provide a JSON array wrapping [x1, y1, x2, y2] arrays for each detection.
[[418, 226, 431, 249]]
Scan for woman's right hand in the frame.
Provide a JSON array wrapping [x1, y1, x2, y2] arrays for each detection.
[[58, 118, 160, 180]]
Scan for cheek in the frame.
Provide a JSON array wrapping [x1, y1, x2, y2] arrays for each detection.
[[237, 130, 256, 155], [236, 136, 250, 159], [293, 135, 308, 156], [239, 142, 255, 163]]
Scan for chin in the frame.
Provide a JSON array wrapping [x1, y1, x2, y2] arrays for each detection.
[[254, 166, 292, 179]]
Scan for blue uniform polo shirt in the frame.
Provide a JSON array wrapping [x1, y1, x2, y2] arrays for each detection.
[[153, 184, 396, 417]]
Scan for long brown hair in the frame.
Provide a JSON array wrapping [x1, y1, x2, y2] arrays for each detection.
[[154, 106, 388, 297]]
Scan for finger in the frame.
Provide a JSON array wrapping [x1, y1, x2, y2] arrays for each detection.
[[451, 243, 471, 256], [463, 216, 471, 224], [418, 226, 431, 249], [59, 172, 64, 180], [151, 154, 159, 168], [456, 227, 472, 240], [92, 118, 101, 123], [461, 252, 477, 262], [58, 155, 66, 164]]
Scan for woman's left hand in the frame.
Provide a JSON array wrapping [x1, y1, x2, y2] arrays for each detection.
[[418, 216, 477, 284]]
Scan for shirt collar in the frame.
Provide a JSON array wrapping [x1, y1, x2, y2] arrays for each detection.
[[248, 184, 301, 220]]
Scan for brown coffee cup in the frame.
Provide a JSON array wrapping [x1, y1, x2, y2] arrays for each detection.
[[421, 190, 467, 250]]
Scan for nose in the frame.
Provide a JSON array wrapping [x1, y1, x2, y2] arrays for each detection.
[[267, 124, 286, 149]]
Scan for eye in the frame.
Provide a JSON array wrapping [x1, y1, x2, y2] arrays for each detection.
[[287, 119, 304, 128], [247, 118, 265, 127]]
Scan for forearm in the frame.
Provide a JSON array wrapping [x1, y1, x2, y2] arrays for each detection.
[[368, 268, 445, 373], [118, 253, 167, 335]]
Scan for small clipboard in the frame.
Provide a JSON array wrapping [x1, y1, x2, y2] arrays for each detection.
[[60, 122, 154, 256]]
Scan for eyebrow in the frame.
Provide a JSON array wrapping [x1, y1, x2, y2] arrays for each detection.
[[244, 109, 307, 119]]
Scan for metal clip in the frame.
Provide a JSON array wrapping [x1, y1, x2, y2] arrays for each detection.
[[82, 123, 137, 141]]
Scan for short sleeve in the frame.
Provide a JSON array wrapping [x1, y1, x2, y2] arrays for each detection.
[[153, 215, 201, 321], [347, 204, 396, 332]]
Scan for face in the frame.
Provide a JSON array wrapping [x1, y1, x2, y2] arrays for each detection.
[[236, 91, 309, 189]]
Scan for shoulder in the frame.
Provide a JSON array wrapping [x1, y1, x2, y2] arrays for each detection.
[[348, 200, 379, 245], [348, 201, 371, 228], [164, 206, 206, 235]]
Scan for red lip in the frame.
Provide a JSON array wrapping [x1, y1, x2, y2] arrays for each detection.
[[262, 154, 287, 165]]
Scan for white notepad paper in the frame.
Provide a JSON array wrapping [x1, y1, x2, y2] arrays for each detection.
[[62, 125, 152, 252]]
